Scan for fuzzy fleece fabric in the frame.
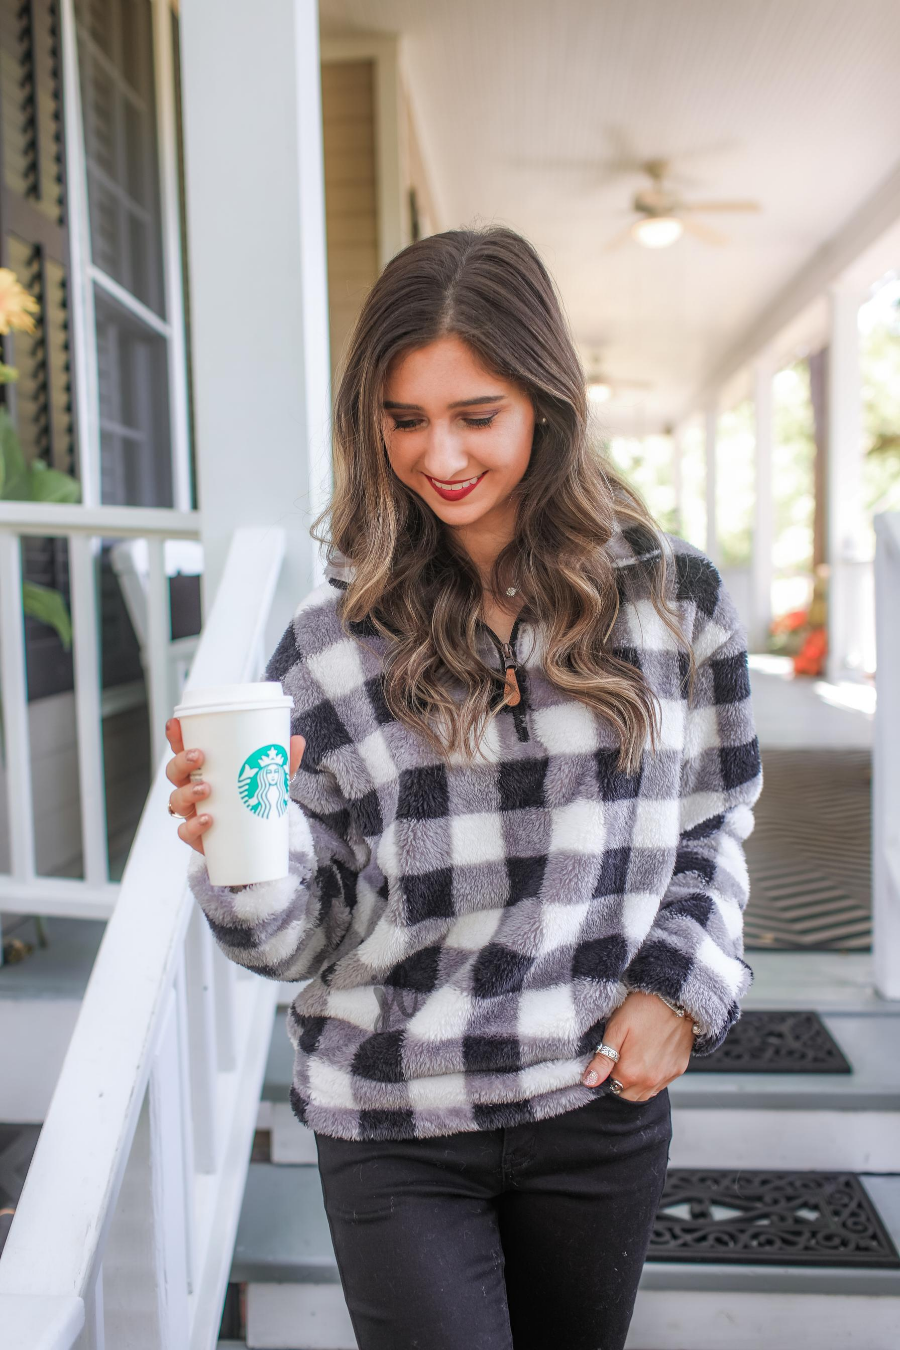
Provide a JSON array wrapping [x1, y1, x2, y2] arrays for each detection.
[[187, 522, 763, 1141]]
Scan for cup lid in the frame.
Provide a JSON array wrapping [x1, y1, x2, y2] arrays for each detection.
[[174, 681, 294, 717]]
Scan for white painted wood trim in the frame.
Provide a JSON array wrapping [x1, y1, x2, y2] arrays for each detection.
[[1, 1295, 85, 1350], [0, 503, 200, 536], [89, 266, 173, 339], [751, 355, 774, 649], [704, 404, 719, 564], [873, 512, 900, 1001], [69, 534, 110, 889], [0, 528, 284, 1338], [152, 0, 194, 514], [146, 536, 173, 771], [59, 0, 102, 510], [0, 531, 37, 888]]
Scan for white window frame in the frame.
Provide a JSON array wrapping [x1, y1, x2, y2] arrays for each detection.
[[59, 0, 193, 512]]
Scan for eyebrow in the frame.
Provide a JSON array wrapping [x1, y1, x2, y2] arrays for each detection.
[[383, 395, 507, 411]]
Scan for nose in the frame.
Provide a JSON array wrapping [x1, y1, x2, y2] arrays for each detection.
[[419, 418, 471, 481]]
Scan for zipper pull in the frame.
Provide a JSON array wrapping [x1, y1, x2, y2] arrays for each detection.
[[500, 643, 521, 707]]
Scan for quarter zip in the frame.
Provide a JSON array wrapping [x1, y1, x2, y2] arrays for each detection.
[[481, 616, 530, 741]]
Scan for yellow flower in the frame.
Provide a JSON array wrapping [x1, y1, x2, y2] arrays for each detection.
[[0, 268, 39, 336]]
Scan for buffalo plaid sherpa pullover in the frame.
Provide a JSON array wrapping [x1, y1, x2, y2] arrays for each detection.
[[187, 522, 763, 1141]]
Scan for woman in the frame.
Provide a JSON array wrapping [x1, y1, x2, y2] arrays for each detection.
[[166, 226, 762, 1350]]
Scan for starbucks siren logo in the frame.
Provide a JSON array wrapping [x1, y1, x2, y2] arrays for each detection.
[[238, 744, 289, 819]]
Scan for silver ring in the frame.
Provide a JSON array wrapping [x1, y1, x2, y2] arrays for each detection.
[[608, 1077, 624, 1094], [593, 1042, 620, 1063]]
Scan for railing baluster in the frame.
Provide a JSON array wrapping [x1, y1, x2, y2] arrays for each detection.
[[173, 954, 198, 1295], [148, 987, 191, 1346], [69, 533, 110, 889], [77, 1265, 105, 1350], [213, 944, 239, 1072], [185, 904, 221, 1173], [0, 530, 38, 892], [146, 536, 173, 771]]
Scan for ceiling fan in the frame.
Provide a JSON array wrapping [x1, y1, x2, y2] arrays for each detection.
[[606, 158, 761, 250], [583, 350, 652, 405]]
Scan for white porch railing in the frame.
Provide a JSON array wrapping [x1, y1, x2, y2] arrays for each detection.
[[0, 502, 203, 924], [0, 525, 286, 1350], [873, 510, 900, 1002]]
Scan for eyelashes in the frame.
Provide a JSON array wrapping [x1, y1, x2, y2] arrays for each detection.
[[390, 413, 499, 432]]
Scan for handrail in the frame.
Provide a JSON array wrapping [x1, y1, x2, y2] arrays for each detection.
[[0, 526, 287, 1349], [0, 501, 200, 537], [0, 506, 202, 925]]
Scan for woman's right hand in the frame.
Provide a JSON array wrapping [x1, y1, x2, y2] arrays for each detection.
[[165, 718, 306, 856]]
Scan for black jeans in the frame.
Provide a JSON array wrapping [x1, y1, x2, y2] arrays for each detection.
[[314, 1085, 672, 1350]]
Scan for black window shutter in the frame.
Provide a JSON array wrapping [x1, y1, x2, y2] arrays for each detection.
[[0, 0, 85, 701]]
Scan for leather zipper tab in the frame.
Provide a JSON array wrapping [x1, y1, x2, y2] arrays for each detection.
[[500, 643, 521, 707]]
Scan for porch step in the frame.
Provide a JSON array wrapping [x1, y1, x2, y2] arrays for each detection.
[[231, 1161, 900, 1349], [260, 1005, 900, 1170], [0, 917, 105, 1122]]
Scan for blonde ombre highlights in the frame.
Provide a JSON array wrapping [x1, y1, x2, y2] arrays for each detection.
[[314, 226, 696, 773]]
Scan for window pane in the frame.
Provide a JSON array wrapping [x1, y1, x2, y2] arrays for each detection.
[[75, 0, 165, 315], [95, 288, 172, 506]]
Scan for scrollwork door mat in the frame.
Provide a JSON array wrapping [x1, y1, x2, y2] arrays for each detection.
[[648, 1170, 900, 1267], [686, 1010, 852, 1074]]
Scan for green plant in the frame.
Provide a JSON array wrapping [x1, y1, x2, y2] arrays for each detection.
[[0, 266, 82, 764]]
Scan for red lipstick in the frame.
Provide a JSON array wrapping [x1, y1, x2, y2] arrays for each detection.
[[426, 471, 487, 502]]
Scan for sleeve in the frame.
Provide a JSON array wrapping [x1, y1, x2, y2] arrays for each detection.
[[185, 619, 368, 983], [620, 570, 764, 1057]]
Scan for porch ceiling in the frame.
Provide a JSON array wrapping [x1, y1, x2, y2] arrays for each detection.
[[320, 0, 900, 433]]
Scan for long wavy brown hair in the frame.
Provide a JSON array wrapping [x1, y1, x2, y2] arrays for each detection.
[[314, 226, 696, 773]]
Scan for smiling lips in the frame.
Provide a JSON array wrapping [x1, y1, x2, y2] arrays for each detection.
[[426, 471, 487, 501]]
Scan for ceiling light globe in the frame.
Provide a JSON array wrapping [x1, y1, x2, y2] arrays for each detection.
[[587, 381, 612, 404], [631, 216, 684, 249]]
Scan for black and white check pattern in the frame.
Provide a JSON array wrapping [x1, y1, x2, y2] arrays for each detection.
[[188, 524, 763, 1141]]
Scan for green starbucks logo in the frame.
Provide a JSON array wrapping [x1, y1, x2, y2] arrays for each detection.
[[238, 744, 289, 819]]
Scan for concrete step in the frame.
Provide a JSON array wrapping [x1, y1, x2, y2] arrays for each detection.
[[231, 1159, 900, 1350]]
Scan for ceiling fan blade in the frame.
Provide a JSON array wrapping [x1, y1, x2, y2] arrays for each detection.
[[680, 200, 761, 213], [681, 216, 730, 246], [602, 221, 638, 252]]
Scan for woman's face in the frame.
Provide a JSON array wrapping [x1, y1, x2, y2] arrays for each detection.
[[381, 334, 536, 532]]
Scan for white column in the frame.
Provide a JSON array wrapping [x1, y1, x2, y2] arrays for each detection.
[[751, 356, 774, 651], [671, 427, 684, 536], [826, 285, 867, 682], [704, 404, 719, 564], [178, 0, 332, 649], [872, 513, 900, 1001]]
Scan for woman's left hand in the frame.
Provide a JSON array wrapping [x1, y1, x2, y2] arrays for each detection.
[[581, 991, 695, 1101]]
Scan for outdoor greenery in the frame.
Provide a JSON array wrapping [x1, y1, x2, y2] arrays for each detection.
[[861, 277, 900, 533], [605, 274, 900, 625]]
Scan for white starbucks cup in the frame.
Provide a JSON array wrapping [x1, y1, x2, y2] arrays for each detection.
[[173, 682, 295, 887]]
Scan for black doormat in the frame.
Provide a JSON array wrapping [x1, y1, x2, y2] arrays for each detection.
[[686, 1010, 852, 1074], [649, 1170, 900, 1267]]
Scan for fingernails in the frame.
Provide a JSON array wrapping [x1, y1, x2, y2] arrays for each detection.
[[187, 750, 200, 762], [199, 814, 210, 824], [583, 1070, 599, 1087]]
